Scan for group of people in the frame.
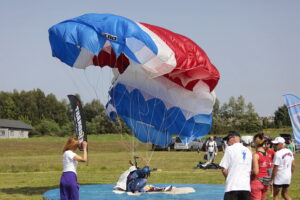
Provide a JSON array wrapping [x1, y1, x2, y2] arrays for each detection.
[[58, 132, 296, 200], [220, 131, 295, 200]]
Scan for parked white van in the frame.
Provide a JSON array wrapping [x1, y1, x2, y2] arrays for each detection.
[[174, 137, 203, 151]]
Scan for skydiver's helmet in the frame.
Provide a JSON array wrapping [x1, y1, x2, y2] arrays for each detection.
[[141, 166, 151, 178]]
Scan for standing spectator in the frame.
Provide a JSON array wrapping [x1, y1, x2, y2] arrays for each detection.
[[250, 133, 271, 200], [222, 138, 228, 152], [271, 137, 295, 200], [265, 138, 275, 197], [60, 136, 88, 200], [265, 139, 275, 175], [206, 136, 218, 163], [286, 139, 295, 154], [220, 131, 252, 200]]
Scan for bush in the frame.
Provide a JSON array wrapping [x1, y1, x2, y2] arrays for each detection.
[[34, 119, 61, 136], [28, 129, 41, 137], [59, 122, 74, 137]]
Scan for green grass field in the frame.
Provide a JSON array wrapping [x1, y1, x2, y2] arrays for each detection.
[[0, 135, 299, 200]]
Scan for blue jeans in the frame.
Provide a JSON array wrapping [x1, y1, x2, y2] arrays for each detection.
[[207, 152, 215, 162], [127, 178, 147, 192]]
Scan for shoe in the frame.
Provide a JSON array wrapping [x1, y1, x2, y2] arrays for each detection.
[[164, 185, 173, 192]]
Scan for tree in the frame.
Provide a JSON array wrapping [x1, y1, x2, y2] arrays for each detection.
[[83, 100, 105, 122], [34, 119, 61, 136], [211, 99, 231, 134], [212, 96, 262, 134], [0, 92, 17, 119], [243, 103, 262, 132], [274, 105, 291, 128], [261, 116, 274, 129], [44, 94, 69, 126]]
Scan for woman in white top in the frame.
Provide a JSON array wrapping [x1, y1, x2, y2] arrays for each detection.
[[60, 136, 88, 200]]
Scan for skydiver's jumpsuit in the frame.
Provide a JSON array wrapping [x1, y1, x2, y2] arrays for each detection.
[[126, 169, 147, 192]]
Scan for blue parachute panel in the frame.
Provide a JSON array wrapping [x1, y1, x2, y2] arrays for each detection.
[[107, 83, 212, 146], [123, 116, 172, 146], [48, 13, 158, 66]]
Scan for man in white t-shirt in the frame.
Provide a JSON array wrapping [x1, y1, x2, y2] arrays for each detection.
[[206, 136, 218, 163], [271, 137, 295, 200], [220, 131, 252, 200]]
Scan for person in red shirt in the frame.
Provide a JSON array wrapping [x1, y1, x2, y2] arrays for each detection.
[[265, 138, 275, 198], [265, 139, 275, 175], [251, 133, 271, 200]]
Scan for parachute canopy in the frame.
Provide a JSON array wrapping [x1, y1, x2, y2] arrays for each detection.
[[49, 13, 220, 146]]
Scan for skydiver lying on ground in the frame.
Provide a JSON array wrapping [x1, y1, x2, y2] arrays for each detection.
[[127, 166, 173, 193], [114, 165, 172, 193]]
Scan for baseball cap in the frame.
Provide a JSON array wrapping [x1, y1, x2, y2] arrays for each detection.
[[271, 137, 285, 144]]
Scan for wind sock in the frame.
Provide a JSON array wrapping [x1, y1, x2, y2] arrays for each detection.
[[68, 95, 87, 151], [283, 94, 300, 145]]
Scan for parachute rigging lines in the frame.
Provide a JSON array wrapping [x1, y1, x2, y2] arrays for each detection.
[[68, 95, 87, 151], [49, 13, 220, 148]]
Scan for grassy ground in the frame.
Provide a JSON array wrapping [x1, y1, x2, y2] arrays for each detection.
[[0, 135, 299, 199]]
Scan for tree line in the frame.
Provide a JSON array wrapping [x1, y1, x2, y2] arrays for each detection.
[[0, 89, 291, 137]]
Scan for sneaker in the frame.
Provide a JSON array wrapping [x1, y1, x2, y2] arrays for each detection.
[[164, 185, 173, 192]]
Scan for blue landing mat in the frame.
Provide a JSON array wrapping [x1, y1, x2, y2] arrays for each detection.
[[43, 184, 224, 200]]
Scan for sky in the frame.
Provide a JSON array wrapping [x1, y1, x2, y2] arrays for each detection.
[[0, 0, 300, 117]]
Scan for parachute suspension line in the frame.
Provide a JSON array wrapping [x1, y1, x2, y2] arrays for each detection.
[[107, 56, 144, 165], [83, 70, 100, 103], [132, 75, 168, 166], [144, 85, 187, 165], [145, 97, 158, 164], [136, 86, 150, 164], [146, 96, 169, 165], [105, 56, 132, 160], [60, 63, 82, 96], [122, 68, 149, 166], [132, 69, 155, 166], [110, 82, 131, 157], [109, 71, 132, 155], [129, 86, 137, 163]]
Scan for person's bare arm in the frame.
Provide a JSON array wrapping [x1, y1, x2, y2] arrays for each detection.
[[73, 141, 88, 162], [221, 168, 228, 178], [251, 153, 259, 176], [271, 165, 278, 182], [292, 160, 295, 174]]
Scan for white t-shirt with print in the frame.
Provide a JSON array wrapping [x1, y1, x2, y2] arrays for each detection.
[[220, 143, 252, 192], [273, 148, 294, 185], [63, 150, 78, 173], [207, 141, 217, 152]]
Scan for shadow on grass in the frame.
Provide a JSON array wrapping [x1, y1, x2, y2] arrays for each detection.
[[0, 186, 57, 195]]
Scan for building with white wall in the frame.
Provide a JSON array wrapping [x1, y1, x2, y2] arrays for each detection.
[[0, 119, 33, 139]]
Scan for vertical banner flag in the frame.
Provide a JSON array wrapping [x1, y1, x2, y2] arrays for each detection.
[[68, 95, 87, 151], [283, 94, 300, 145]]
